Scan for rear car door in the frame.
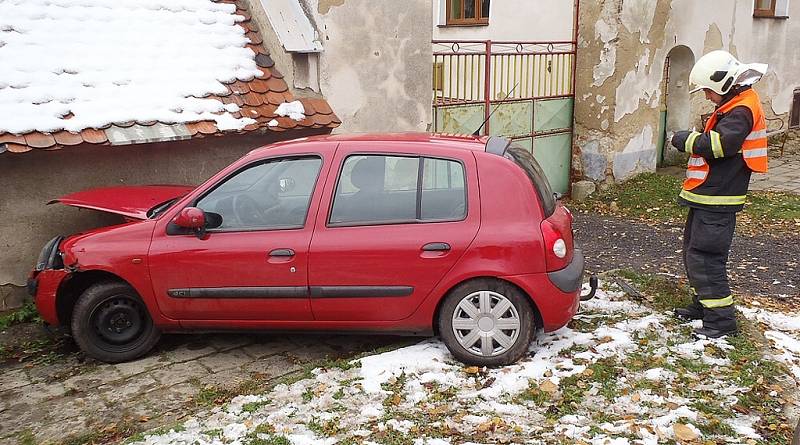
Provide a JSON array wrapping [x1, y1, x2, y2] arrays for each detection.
[[308, 142, 480, 321], [148, 154, 326, 321]]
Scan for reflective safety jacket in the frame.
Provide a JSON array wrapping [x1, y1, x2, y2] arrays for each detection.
[[678, 87, 768, 212]]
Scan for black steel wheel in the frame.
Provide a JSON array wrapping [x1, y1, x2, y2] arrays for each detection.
[[71, 281, 161, 363]]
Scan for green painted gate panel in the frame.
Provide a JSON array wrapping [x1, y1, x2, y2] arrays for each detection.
[[534, 98, 573, 132], [532, 133, 571, 195], [489, 101, 533, 137], [435, 104, 485, 134]]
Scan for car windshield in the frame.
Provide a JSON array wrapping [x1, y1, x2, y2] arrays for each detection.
[[147, 197, 182, 219]]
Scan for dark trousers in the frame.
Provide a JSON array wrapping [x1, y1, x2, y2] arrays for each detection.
[[683, 208, 737, 331]]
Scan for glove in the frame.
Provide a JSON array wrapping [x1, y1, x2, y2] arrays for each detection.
[[671, 130, 691, 152]]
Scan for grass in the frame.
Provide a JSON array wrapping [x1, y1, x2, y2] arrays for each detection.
[[613, 269, 693, 312], [566, 171, 800, 234], [0, 302, 42, 330]]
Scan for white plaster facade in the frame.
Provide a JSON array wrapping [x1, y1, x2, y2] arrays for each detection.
[[575, 0, 800, 183], [432, 0, 575, 41]]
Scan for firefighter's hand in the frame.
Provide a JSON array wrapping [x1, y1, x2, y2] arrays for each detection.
[[671, 130, 691, 152]]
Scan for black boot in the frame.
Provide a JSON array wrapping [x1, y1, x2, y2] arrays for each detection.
[[674, 305, 703, 321], [693, 326, 737, 338]]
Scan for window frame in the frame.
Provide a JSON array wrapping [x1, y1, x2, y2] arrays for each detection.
[[445, 0, 489, 26], [790, 88, 800, 129], [754, 0, 776, 16], [191, 154, 323, 233], [327, 153, 468, 228]]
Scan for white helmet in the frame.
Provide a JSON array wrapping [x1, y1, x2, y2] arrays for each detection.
[[689, 50, 768, 95]]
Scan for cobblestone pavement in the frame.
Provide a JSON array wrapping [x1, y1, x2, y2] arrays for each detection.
[[0, 331, 406, 444]]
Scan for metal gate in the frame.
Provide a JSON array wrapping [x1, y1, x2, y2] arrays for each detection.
[[432, 40, 576, 194]]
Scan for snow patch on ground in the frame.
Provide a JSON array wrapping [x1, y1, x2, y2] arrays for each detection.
[[128, 283, 800, 445]]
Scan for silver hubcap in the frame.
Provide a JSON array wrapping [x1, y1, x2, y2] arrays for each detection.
[[452, 290, 521, 357]]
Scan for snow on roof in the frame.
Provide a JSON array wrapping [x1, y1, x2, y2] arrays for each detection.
[[0, 0, 339, 153]]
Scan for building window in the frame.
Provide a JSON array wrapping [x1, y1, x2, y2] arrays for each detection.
[[790, 89, 800, 129], [446, 0, 490, 26], [754, 0, 790, 17]]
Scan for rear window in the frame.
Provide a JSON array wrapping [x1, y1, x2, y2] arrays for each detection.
[[503, 145, 556, 217]]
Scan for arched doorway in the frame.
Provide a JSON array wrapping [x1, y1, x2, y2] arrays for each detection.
[[659, 45, 695, 166]]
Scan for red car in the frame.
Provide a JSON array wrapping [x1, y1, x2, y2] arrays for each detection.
[[29, 134, 594, 366]]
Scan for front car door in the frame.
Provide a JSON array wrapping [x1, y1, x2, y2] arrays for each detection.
[[148, 154, 326, 321], [308, 142, 480, 322]]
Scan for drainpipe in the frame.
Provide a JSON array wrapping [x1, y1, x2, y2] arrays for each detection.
[[568, 0, 580, 194]]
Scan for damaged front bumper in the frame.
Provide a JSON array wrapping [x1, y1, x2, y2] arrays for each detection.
[[28, 236, 68, 325]]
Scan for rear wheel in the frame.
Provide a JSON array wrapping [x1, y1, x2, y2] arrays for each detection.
[[71, 281, 161, 363], [438, 280, 536, 366]]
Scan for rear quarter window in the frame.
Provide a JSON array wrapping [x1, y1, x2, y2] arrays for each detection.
[[503, 145, 556, 217]]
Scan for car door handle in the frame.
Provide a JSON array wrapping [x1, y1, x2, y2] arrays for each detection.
[[268, 248, 295, 257], [422, 242, 451, 252]]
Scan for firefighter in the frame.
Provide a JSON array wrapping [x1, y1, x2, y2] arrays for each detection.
[[670, 50, 769, 338]]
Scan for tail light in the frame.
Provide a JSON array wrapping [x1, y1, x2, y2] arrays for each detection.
[[540, 204, 574, 272]]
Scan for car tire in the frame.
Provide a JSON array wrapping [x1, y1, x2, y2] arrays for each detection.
[[438, 279, 536, 366], [71, 281, 161, 363]]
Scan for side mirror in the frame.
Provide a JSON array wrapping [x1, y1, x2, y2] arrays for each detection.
[[173, 207, 206, 229]]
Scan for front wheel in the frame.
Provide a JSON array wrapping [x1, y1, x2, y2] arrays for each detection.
[[438, 280, 536, 366], [71, 281, 161, 363]]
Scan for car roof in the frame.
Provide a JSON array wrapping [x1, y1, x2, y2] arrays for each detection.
[[248, 132, 505, 158]]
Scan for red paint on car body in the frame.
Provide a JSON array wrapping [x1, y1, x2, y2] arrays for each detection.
[[33, 133, 582, 340]]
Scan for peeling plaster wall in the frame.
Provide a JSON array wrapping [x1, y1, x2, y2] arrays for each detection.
[[246, 0, 432, 133], [431, 0, 574, 41], [310, 0, 432, 133], [574, 0, 800, 183]]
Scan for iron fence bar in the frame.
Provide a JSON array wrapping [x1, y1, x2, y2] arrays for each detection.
[[484, 40, 492, 135]]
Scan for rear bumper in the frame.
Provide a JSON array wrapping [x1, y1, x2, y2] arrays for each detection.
[[548, 248, 585, 293], [501, 250, 585, 333]]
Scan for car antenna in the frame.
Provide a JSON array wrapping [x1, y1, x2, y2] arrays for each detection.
[[472, 82, 519, 136]]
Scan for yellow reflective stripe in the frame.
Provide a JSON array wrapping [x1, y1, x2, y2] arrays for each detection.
[[679, 189, 746, 205], [743, 148, 768, 158], [699, 295, 734, 308], [746, 129, 767, 140], [710, 131, 724, 159], [685, 131, 701, 154]]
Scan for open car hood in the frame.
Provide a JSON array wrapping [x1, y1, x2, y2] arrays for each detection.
[[49, 185, 194, 220]]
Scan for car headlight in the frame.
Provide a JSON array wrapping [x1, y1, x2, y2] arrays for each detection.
[[35, 236, 64, 271]]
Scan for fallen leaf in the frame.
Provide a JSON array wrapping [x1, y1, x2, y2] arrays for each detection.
[[673, 423, 698, 441], [539, 380, 558, 394], [631, 392, 641, 402], [464, 366, 480, 375]]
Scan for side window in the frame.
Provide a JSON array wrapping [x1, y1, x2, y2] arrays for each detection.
[[421, 158, 466, 220], [196, 157, 322, 230], [330, 155, 419, 224], [329, 155, 466, 226]]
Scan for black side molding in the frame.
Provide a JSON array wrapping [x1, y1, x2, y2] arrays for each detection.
[[168, 287, 308, 298], [309, 286, 414, 298]]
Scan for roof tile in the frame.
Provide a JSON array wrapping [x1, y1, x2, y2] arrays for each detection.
[[246, 32, 263, 46], [275, 117, 298, 129], [256, 104, 277, 118], [230, 81, 250, 95], [5, 143, 33, 153], [255, 54, 274, 69], [266, 91, 287, 105], [194, 121, 217, 135], [24, 132, 56, 148], [80, 128, 108, 144], [249, 78, 269, 93], [241, 106, 261, 120], [53, 131, 84, 146], [242, 92, 264, 107], [310, 98, 333, 115], [0, 133, 26, 145], [266, 77, 288, 93], [270, 67, 285, 79]]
